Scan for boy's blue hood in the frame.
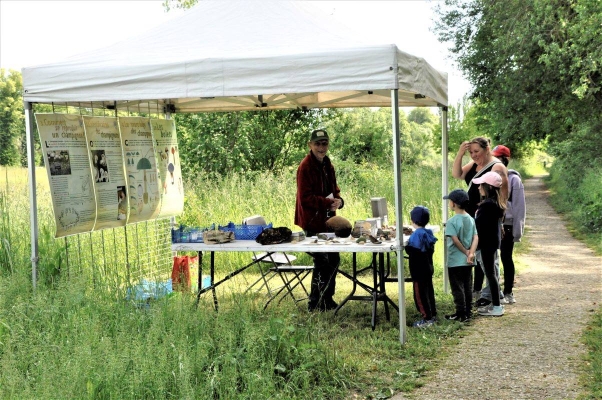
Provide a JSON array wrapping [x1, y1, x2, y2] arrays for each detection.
[[407, 227, 437, 252]]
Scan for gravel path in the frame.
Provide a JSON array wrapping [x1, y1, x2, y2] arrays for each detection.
[[393, 176, 601, 400]]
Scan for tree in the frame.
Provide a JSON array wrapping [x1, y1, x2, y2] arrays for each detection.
[[434, 0, 602, 236], [433, 0, 602, 147], [407, 107, 438, 126], [324, 108, 395, 166], [0, 69, 25, 166], [174, 109, 325, 177]]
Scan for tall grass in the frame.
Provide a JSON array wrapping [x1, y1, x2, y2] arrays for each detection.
[[0, 164, 464, 399]]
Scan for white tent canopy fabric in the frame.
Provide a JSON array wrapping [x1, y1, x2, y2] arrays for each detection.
[[22, 1, 449, 343], [22, 1, 447, 112]]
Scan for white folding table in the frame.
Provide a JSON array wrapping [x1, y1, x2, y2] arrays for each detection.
[[172, 237, 404, 330]]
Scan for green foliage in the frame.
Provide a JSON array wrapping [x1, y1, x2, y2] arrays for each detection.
[[0, 69, 25, 166], [544, 119, 602, 255], [162, 0, 198, 11], [579, 309, 602, 399], [324, 108, 440, 167], [407, 108, 438, 126], [439, 98, 492, 155], [434, 0, 602, 147], [434, 0, 602, 254], [174, 109, 325, 177], [174, 107, 441, 176], [0, 165, 465, 399], [324, 108, 395, 166]]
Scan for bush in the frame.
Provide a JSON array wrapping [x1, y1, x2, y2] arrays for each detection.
[[546, 120, 602, 238]]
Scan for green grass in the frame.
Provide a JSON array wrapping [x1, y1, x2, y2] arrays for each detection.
[[0, 165, 465, 399], [578, 309, 602, 400], [1, 157, 598, 399]]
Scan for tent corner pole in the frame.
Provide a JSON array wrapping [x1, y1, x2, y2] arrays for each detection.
[[24, 101, 39, 290], [390, 89, 406, 344], [441, 106, 449, 293]]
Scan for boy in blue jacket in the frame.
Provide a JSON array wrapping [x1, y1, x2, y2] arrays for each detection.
[[406, 206, 438, 327]]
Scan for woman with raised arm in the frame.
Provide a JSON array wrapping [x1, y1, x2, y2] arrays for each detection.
[[452, 137, 508, 308]]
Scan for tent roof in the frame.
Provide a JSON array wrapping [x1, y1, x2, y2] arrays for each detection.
[[22, 1, 447, 112]]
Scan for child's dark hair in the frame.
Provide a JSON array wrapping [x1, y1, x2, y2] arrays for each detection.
[[455, 199, 469, 210], [410, 206, 430, 227], [479, 183, 507, 211], [497, 155, 509, 167]]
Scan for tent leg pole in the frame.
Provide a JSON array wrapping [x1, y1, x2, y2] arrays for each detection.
[[441, 106, 449, 293], [391, 89, 405, 344], [25, 101, 39, 290]]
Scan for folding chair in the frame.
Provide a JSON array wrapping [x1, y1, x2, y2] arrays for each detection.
[[242, 215, 313, 308], [252, 252, 314, 309]]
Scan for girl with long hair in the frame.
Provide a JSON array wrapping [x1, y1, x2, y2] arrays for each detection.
[[472, 171, 507, 316]]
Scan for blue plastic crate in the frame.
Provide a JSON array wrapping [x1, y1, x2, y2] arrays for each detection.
[[218, 222, 272, 240], [171, 224, 215, 243]]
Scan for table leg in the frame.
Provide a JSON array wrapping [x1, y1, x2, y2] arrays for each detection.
[[211, 251, 218, 311], [197, 251, 203, 294], [194, 250, 218, 311], [195, 251, 273, 309], [334, 252, 358, 314], [372, 253, 378, 329], [379, 253, 391, 321], [336, 252, 399, 329]]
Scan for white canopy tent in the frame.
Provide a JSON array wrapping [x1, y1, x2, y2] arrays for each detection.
[[22, 1, 449, 343]]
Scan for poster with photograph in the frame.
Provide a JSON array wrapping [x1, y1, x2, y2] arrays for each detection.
[[151, 119, 184, 218], [36, 113, 96, 237], [118, 116, 161, 223], [83, 116, 128, 230]]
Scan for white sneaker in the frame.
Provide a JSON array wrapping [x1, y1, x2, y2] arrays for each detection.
[[504, 293, 516, 304], [478, 305, 504, 316], [499, 296, 509, 305], [477, 304, 490, 313]]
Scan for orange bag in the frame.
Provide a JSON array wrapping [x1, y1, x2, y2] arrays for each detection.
[[171, 255, 197, 291]]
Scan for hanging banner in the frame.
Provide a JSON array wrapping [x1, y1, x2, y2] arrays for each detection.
[[83, 116, 129, 229], [119, 117, 161, 223], [36, 113, 96, 237], [151, 119, 184, 218]]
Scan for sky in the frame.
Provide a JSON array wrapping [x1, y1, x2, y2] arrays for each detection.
[[0, 0, 471, 104]]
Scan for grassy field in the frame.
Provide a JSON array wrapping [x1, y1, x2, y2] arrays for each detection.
[[2, 159, 598, 399]]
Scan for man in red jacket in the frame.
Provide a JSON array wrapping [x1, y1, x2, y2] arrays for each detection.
[[295, 129, 344, 311]]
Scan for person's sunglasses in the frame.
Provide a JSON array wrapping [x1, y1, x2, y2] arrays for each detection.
[[314, 140, 329, 146]]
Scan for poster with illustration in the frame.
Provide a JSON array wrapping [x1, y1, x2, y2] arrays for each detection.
[[36, 113, 96, 237], [83, 116, 128, 230], [151, 119, 184, 218], [118, 116, 161, 223]]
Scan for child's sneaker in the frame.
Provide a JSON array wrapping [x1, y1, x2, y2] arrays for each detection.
[[504, 293, 516, 304], [445, 313, 469, 322], [478, 305, 504, 316], [474, 298, 491, 308], [412, 318, 434, 328], [499, 296, 509, 305]]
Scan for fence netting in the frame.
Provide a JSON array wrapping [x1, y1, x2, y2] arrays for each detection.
[[61, 219, 173, 290]]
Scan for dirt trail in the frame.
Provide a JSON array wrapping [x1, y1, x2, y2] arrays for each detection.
[[394, 176, 601, 400]]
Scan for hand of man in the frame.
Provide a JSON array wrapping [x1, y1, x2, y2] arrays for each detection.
[[330, 198, 342, 211]]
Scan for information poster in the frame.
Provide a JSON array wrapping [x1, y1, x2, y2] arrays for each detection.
[[119, 117, 161, 223], [151, 119, 184, 218], [83, 116, 128, 229], [36, 113, 96, 237]]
